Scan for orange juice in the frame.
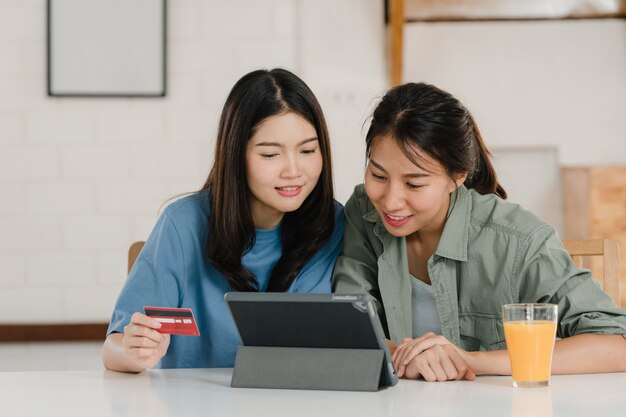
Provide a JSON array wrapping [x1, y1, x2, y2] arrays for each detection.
[[504, 320, 557, 384]]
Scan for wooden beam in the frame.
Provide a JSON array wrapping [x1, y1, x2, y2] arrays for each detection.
[[390, 0, 404, 86], [0, 323, 109, 343], [404, 0, 626, 22]]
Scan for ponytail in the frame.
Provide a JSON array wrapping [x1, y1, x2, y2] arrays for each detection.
[[465, 115, 507, 199]]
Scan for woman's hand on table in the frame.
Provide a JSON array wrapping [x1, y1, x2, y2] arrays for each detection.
[[392, 333, 476, 382]]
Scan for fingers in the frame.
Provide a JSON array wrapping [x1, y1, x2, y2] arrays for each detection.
[[392, 333, 435, 361], [393, 333, 448, 376], [403, 347, 448, 381], [400, 344, 476, 382], [447, 347, 475, 381], [400, 334, 448, 365], [124, 312, 163, 344], [116, 312, 171, 371], [123, 335, 161, 350], [131, 312, 162, 330], [129, 347, 161, 359], [437, 346, 461, 380]]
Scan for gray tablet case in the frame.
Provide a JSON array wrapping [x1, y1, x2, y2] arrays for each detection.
[[225, 292, 398, 391]]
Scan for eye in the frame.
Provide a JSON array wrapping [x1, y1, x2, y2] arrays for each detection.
[[301, 147, 317, 155], [371, 172, 386, 181], [406, 183, 424, 190], [260, 153, 279, 159]]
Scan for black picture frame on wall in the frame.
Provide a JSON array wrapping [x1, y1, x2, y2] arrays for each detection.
[[47, 0, 167, 97]]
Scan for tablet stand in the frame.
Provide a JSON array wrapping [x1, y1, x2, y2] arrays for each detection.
[[231, 346, 385, 391]]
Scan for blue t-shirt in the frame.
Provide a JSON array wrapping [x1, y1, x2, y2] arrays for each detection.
[[107, 192, 345, 368]]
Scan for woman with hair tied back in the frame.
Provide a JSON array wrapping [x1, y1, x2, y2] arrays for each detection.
[[103, 68, 344, 372], [333, 82, 626, 382]]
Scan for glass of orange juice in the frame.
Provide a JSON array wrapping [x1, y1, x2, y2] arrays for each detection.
[[502, 303, 558, 388]]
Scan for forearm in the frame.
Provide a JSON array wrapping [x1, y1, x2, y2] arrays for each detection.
[[467, 334, 626, 376], [551, 334, 626, 374], [102, 333, 146, 373], [466, 349, 510, 376]]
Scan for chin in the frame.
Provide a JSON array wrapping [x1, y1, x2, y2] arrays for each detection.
[[383, 227, 411, 237], [276, 200, 306, 214]]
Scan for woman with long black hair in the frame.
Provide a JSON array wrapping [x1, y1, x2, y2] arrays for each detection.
[[104, 68, 343, 372]]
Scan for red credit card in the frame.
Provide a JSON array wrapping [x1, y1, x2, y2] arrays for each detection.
[[143, 306, 200, 336]]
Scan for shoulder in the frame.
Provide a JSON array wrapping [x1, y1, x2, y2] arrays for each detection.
[[326, 199, 345, 243], [332, 199, 345, 224], [467, 189, 552, 239], [162, 191, 211, 228]]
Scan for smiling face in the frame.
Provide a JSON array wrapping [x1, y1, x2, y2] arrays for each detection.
[[364, 134, 467, 239], [245, 111, 323, 229]]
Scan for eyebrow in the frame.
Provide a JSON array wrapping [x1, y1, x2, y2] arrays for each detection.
[[254, 137, 319, 147], [369, 159, 430, 178]]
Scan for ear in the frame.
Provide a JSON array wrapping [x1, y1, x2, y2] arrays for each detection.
[[449, 172, 468, 192]]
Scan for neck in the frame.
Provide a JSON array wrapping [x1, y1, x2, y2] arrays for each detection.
[[250, 203, 284, 230]]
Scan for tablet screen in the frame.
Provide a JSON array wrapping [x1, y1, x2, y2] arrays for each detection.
[[225, 292, 398, 387]]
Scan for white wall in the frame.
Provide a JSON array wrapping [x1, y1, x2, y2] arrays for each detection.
[[0, 1, 624, 323], [404, 19, 626, 164], [0, 0, 385, 323], [299, 0, 387, 201]]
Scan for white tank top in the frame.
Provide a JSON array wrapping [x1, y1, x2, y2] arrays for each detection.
[[410, 274, 442, 338]]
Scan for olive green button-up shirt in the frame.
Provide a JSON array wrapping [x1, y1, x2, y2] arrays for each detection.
[[333, 184, 626, 350]]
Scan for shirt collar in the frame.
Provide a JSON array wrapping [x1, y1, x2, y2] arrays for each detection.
[[435, 185, 471, 261]]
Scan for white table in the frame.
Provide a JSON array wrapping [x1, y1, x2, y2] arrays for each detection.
[[2, 368, 625, 417]]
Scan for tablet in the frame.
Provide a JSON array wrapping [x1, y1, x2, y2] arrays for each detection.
[[225, 292, 398, 388]]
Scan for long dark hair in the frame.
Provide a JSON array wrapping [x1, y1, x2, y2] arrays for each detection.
[[365, 82, 507, 199], [201, 68, 335, 292]]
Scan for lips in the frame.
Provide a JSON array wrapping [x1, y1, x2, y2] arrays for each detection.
[[383, 212, 413, 228], [275, 185, 303, 197]]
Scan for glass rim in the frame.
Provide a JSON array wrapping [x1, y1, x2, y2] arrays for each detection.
[[502, 303, 557, 309]]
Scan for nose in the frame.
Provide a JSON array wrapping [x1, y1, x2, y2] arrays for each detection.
[[281, 152, 301, 178], [382, 182, 406, 212]]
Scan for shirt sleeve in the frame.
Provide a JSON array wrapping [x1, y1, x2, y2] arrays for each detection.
[[291, 202, 345, 293], [106, 211, 185, 336], [515, 225, 626, 339], [332, 189, 385, 317]]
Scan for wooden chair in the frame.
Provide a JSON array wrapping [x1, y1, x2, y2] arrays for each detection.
[[563, 238, 620, 307], [128, 241, 145, 273]]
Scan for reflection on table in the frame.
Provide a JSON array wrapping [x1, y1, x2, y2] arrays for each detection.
[[2, 368, 625, 417]]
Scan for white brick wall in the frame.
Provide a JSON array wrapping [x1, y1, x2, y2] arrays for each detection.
[[0, 288, 64, 323], [0, 254, 26, 285], [97, 110, 164, 144], [64, 287, 121, 322], [0, 42, 21, 74], [26, 113, 94, 144], [0, 216, 61, 250], [61, 146, 131, 179], [26, 182, 96, 214], [63, 217, 130, 250], [97, 251, 129, 286], [0, 112, 23, 144], [0, 0, 326, 323], [27, 253, 97, 286], [3, 0, 621, 324], [0, 184, 25, 214], [97, 181, 169, 214], [0, 147, 59, 179]]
